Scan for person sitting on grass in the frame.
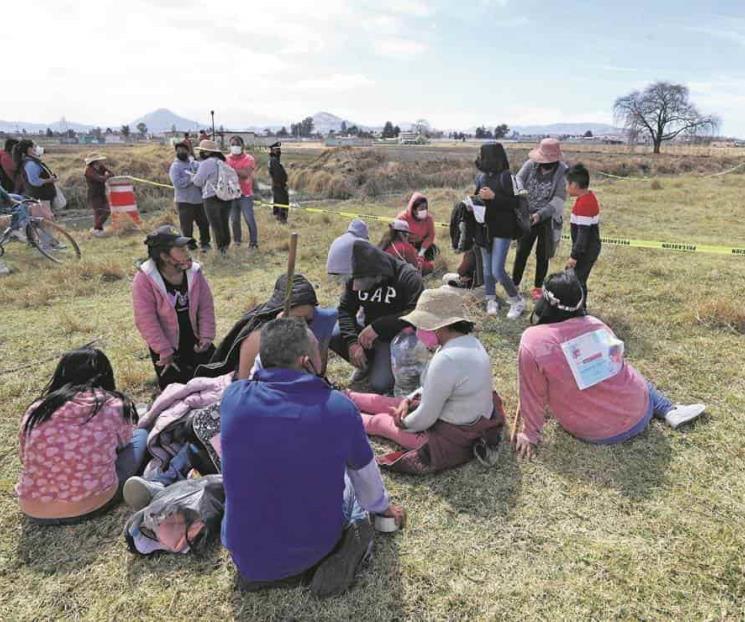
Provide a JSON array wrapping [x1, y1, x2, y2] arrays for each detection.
[[379, 218, 434, 275], [198, 273, 337, 380], [16, 347, 148, 524], [132, 225, 216, 390], [513, 271, 706, 460], [326, 218, 370, 282], [331, 241, 424, 394], [349, 287, 505, 474], [221, 318, 405, 597]]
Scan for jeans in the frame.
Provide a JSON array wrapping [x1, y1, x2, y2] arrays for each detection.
[[151, 443, 193, 486], [203, 196, 232, 251], [177, 201, 211, 248], [31, 428, 149, 525], [512, 219, 552, 288], [330, 322, 395, 394], [231, 195, 258, 246], [594, 381, 674, 445], [343, 472, 368, 523], [571, 239, 601, 308], [482, 237, 519, 298]]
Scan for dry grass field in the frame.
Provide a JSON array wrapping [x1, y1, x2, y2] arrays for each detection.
[[1, 144, 744, 621]]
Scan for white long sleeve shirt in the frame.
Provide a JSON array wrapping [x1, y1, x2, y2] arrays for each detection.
[[403, 335, 494, 432]]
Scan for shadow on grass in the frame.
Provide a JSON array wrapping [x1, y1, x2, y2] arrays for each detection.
[[540, 422, 672, 501], [415, 438, 523, 520], [16, 505, 133, 575]]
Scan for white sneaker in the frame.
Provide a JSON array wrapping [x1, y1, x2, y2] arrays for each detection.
[[664, 404, 706, 429], [486, 299, 499, 316], [507, 296, 526, 320], [90, 228, 106, 238], [10, 229, 27, 243], [123, 476, 165, 510]]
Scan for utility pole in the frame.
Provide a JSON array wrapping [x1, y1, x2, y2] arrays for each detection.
[[210, 110, 215, 140]]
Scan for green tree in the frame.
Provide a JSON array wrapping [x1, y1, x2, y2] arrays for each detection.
[[45, 128, 54, 137], [136, 122, 148, 137], [382, 121, 395, 138], [121, 125, 131, 139], [494, 123, 510, 139]]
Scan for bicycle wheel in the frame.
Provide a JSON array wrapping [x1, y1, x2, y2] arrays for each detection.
[[27, 219, 82, 264]]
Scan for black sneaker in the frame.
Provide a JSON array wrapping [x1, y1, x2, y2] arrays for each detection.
[[310, 519, 373, 599]]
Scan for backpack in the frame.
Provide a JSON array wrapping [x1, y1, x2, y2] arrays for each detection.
[[214, 160, 242, 201], [513, 193, 531, 239]]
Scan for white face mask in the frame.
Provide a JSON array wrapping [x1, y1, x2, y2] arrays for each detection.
[[230, 145, 242, 155], [417, 209, 428, 220], [33, 146, 44, 157]]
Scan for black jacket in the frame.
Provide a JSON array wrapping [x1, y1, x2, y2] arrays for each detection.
[[268, 155, 287, 189], [449, 201, 477, 251], [338, 241, 424, 345], [474, 170, 517, 244]]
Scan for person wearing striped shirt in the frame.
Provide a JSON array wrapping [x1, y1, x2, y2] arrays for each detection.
[[565, 164, 601, 308]]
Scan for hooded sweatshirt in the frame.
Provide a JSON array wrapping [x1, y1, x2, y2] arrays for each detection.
[[397, 192, 436, 250], [326, 219, 369, 275], [132, 259, 216, 359], [338, 241, 424, 345]]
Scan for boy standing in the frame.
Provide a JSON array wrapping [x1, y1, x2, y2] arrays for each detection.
[[565, 164, 601, 307]]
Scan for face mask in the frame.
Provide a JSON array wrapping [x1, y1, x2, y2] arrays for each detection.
[[176, 152, 189, 162], [417, 209, 428, 220], [230, 145, 242, 155], [33, 146, 44, 157]]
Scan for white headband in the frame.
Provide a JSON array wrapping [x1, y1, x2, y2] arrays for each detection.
[[542, 287, 584, 312]]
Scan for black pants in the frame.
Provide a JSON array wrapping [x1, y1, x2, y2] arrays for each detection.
[[149, 344, 216, 390], [177, 202, 211, 248], [572, 241, 601, 307], [273, 187, 289, 223], [203, 196, 232, 251], [512, 220, 552, 288]]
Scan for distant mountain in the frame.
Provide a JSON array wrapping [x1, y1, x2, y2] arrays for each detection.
[[0, 118, 93, 134], [129, 108, 203, 133], [511, 123, 622, 137], [311, 112, 354, 134]]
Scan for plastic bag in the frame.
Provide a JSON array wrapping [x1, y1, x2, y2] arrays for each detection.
[[390, 329, 432, 397]]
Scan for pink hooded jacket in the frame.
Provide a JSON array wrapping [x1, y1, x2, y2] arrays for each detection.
[[397, 192, 436, 251], [132, 259, 216, 358]]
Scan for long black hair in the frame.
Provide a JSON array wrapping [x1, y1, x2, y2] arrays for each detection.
[[23, 347, 136, 436], [377, 225, 408, 251], [4, 138, 18, 153], [475, 142, 510, 174], [532, 271, 586, 325], [12, 139, 34, 170]]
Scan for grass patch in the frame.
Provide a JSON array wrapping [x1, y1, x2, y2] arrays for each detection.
[[1, 145, 745, 620]]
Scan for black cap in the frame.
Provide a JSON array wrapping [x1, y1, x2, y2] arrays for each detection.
[[269, 141, 282, 149], [145, 225, 192, 249]]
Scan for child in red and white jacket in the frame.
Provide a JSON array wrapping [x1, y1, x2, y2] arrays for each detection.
[[565, 164, 601, 308]]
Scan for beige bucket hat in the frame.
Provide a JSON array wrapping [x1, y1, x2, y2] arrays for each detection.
[[195, 139, 221, 153], [84, 152, 107, 166], [401, 287, 474, 331], [528, 138, 564, 164]]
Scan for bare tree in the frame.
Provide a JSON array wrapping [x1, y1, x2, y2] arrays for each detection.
[[613, 82, 719, 154]]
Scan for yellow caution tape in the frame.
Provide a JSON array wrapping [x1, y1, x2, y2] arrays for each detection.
[[122, 176, 745, 257]]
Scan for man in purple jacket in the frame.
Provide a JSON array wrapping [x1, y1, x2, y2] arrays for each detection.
[[221, 318, 405, 598]]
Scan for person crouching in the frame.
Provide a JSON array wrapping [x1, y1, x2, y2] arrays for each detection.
[[132, 225, 216, 390]]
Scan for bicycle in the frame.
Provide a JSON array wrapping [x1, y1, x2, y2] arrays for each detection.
[[0, 197, 81, 264]]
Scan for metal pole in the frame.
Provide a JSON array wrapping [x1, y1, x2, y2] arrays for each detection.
[[210, 110, 215, 140]]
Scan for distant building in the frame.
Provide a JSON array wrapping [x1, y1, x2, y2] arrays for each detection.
[[399, 131, 429, 145], [325, 136, 373, 147]]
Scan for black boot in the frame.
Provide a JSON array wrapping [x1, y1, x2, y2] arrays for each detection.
[[310, 519, 373, 598]]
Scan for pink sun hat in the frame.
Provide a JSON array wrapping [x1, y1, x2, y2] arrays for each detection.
[[528, 138, 564, 164]]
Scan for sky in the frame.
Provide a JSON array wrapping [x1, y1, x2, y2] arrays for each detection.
[[4, 0, 744, 135]]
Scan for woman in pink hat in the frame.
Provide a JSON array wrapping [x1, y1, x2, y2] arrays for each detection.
[[512, 138, 569, 301]]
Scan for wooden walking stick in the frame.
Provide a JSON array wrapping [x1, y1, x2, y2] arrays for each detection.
[[283, 232, 299, 315], [510, 401, 522, 444]]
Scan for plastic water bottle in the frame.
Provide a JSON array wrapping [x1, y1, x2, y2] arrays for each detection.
[[390, 329, 432, 397]]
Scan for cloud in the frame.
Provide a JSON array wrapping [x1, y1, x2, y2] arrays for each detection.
[[373, 38, 429, 57], [295, 73, 375, 91], [379, 0, 433, 17]]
